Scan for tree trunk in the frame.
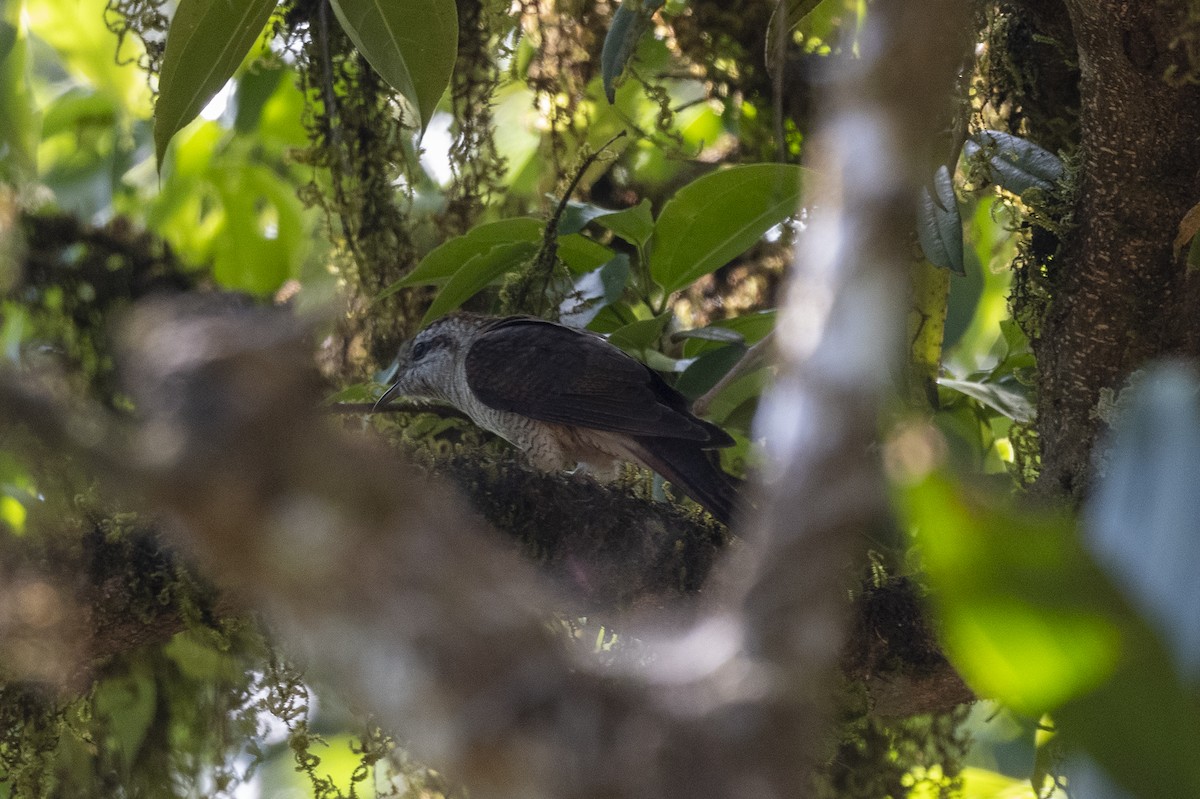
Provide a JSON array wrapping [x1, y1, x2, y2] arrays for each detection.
[[1035, 0, 1200, 499]]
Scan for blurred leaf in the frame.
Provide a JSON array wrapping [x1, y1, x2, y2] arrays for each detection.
[[0, 494, 26, 534], [600, 0, 664, 104], [209, 164, 304, 294], [329, 0, 458, 134], [324, 382, 378, 404], [94, 666, 157, 773], [154, 0, 277, 168], [764, 0, 823, 71], [917, 164, 964, 274], [379, 218, 543, 297], [675, 344, 745, 400], [965, 130, 1064, 196], [596, 199, 654, 247], [902, 470, 1200, 796], [26, 0, 151, 111], [0, 4, 35, 184], [421, 241, 538, 324], [959, 766, 1044, 799], [938, 376, 1034, 423], [651, 164, 806, 294], [1175, 200, 1200, 258], [901, 473, 1121, 714], [233, 64, 285, 134], [1086, 365, 1200, 681]]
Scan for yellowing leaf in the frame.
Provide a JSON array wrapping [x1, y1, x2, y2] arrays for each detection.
[[1174, 200, 1200, 257]]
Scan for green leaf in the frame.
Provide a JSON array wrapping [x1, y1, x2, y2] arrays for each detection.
[[421, 241, 538, 325], [702, 367, 770, 424], [764, 0, 823, 70], [558, 233, 614, 273], [938, 376, 1034, 423], [917, 164, 964, 274], [596, 199, 654, 247], [673, 326, 746, 346], [964, 130, 1064, 196], [93, 666, 157, 772], [606, 313, 670, 353], [0, 5, 35, 184], [600, 0, 664, 104], [154, 0, 277, 169], [329, 0, 458, 134], [675, 344, 745, 400], [557, 199, 615, 234], [900, 472, 1122, 715], [378, 218, 543, 299], [651, 164, 807, 295], [681, 310, 777, 357], [902, 471, 1200, 797]]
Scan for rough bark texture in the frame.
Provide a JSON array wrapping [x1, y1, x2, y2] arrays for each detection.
[[1036, 0, 1200, 499]]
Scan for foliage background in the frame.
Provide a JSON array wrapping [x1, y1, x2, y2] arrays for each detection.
[[1, 0, 1200, 797]]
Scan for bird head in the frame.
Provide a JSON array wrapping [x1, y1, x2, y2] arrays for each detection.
[[374, 313, 488, 410]]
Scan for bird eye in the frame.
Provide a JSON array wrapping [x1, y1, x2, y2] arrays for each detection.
[[411, 341, 430, 362]]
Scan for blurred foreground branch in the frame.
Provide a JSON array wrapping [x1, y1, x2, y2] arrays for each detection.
[[0, 2, 971, 794]]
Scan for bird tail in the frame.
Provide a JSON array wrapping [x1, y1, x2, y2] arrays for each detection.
[[633, 438, 742, 526]]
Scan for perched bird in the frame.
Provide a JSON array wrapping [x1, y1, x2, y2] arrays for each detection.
[[375, 313, 741, 524]]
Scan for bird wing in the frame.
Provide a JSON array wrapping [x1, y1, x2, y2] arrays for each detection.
[[465, 317, 730, 445]]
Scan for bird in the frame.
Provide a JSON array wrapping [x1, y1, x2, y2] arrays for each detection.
[[375, 312, 741, 524]]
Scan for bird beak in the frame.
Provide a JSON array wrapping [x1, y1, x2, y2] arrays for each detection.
[[372, 380, 404, 412]]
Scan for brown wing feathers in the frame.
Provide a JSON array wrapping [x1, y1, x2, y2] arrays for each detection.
[[465, 318, 725, 444]]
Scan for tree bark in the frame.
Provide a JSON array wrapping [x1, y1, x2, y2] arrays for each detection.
[[1036, 0, 1200, 499]]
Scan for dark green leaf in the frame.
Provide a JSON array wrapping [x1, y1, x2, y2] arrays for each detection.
[[964, 129, 1064, 195], [378, 218, 543, 299], [421, 241, 538, 325], [675, 344, 746, 400], [600, 0, 664, 104], [557, 199, 615, 235], [651, 164, 807, 294], [154, 0, 277, 169], [596, 199, 654, 247], [233, 64, 285, 134], [329, 0, 458, 134], [702, 367, 771, 424], [917, 164, 964, 274], [599, 254, 631, 304], [606, 313, 670, 353]]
